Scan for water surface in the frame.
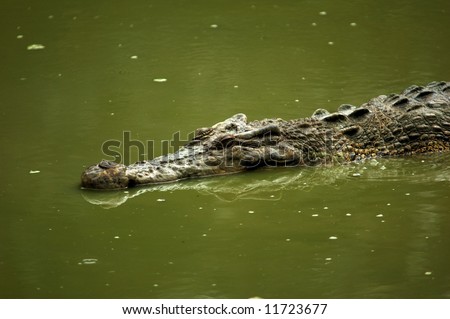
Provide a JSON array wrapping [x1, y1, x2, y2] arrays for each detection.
[[1, 0, 449, 298]]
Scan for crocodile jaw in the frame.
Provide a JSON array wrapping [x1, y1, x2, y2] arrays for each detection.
[[81, 146, 247, 189]]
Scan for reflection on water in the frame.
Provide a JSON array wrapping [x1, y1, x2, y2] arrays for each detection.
[[82, 154, 450, 208]]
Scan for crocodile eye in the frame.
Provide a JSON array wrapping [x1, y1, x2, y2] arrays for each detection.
[[225, 123, 238, 131], [194, 127, 212, 139]]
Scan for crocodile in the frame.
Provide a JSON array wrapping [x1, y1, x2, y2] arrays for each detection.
[[81, 81, 450, 189]]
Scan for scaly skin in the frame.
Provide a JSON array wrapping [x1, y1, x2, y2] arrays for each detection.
[[81, 81, 450, 189]]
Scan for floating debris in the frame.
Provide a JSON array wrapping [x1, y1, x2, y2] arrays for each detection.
[[325, 257, 332, 261], [248, 210, 255, 214], [376, 214, 384, 218], [114, 236, 120, 239], [27, 44, 45, 50], [285, 238, 291, 242], [346, 213, 352, 216], [328, 41, 334, 46], [352, 173, 361, 177], [156, 198, 166, 202], [79, 258, 98, 265], [153, 78, 167, 82], [17, 34, 23, 39], [29, 170, 40, 174], [329, 236, 338, 240], [130, 55, 138, 59], [312, 214, 319, 217], [319, 11, 327, 16], [323, 206, 329, 210], [424, 271, 432, 276], [210, 24, 218, 28], [311, 22, 317, 26], [405, 193, 411, 196], [350, 22, 357, 27]]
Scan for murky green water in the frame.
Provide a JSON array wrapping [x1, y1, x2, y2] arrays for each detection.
[[1, 0, 449, 298]]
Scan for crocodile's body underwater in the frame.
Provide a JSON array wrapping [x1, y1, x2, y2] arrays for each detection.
[[81, 81, 450, 189]]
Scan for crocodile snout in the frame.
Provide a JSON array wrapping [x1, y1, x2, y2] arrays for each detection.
[[81, 160, 129, 189]]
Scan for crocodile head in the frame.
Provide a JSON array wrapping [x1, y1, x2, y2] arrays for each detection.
[[81, 113, 296, 189]]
